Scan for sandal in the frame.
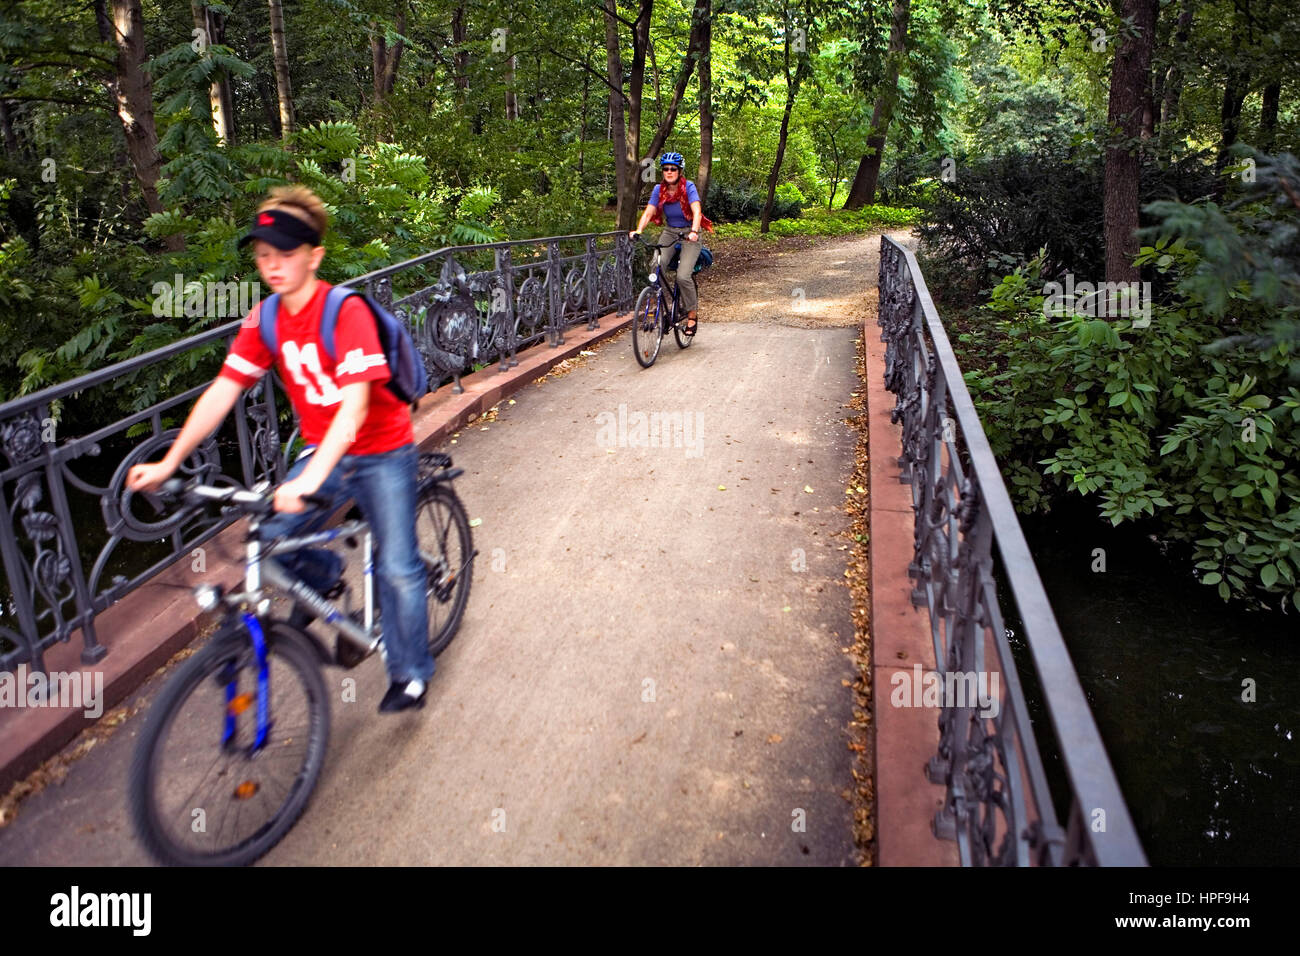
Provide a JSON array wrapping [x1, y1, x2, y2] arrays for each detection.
[[684, 313, 698, 336]]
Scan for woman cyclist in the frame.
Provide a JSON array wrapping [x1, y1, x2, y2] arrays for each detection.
[[630, 151, 712, 336]]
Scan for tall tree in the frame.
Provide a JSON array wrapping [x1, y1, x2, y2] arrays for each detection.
[[696, 0, 714, 203], [267, 0, 295, 140], [843, 0, 910, 209], [371, 3, 408, 102], [1103, 0, 1159, 283], [761, 1, 814, 231], [94, 0, 172, 229], [191, 2, 235, 144]]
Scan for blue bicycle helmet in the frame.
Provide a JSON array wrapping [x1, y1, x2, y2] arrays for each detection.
[[658, 151, 684, 169]]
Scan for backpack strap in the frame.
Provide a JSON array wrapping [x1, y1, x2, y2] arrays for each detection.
[[318, 285, 362, 361], [257, 293, 281, 355]]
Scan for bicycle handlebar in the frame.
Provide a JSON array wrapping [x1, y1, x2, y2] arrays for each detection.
[[157, 477, 332, 516]]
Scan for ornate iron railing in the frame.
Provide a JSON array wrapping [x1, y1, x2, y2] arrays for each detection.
[[0, 231, 633, 676], [877, 235, 1146, 866]]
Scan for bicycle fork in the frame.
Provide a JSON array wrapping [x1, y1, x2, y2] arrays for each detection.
[[221, 612, 271, 754]]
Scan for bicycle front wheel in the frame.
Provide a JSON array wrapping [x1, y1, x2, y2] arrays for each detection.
[[632, 285, 664, 368], [416, 482, 474, 656], [128, 620, 329, 867]]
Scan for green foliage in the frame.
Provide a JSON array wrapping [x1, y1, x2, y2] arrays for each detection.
[[958, 206, 1300, 610], [716, 203, 919, 238]]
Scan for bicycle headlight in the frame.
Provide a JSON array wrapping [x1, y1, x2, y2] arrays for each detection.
[[194, 584, 222, 612], [650, 272, 658, 283]]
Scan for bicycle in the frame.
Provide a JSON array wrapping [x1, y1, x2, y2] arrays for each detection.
[[127, 452, 475, 866], [631, 229, 711, 368]]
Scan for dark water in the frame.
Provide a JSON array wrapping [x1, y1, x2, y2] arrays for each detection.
[[998, 499, 1299, 866]]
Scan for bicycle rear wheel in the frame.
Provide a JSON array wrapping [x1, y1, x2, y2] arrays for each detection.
[[128, 620, 329, 866], [632, 285, 664, 368], [416, 482, 474, 656]]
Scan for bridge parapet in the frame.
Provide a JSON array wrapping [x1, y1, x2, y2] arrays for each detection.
[[878, 235, 1146, 866]]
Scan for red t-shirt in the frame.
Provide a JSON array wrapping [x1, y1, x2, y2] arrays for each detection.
[[220, 281, 414, 455]]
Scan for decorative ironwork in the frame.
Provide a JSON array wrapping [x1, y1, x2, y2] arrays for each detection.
[[0, 231, 631, 677], [878, 235, 1146, 867]]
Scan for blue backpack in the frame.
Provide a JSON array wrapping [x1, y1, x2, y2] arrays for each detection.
[[258, 285, 429, 405], [667, 243, 714, 275]]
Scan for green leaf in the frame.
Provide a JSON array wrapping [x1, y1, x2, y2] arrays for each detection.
[[1261, 565, 1279, 588], [1108, 391, 1129, 407]]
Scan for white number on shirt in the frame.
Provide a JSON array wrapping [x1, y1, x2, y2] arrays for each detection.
[[281, 341, 340, 406]]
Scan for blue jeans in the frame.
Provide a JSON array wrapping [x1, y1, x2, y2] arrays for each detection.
[[261, 443, 434, 684]]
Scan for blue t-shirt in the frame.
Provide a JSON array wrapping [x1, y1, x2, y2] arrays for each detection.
[[649, 181, 700, 229]]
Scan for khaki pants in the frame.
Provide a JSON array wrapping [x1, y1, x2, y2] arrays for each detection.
[[654, 228, 701, 314]]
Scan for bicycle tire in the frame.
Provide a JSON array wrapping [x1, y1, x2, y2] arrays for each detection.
[[128, 621, 329, 867], [632, 285, 664, 368], [416, 482, 474, 657]]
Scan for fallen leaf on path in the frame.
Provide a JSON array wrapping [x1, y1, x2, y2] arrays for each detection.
[[468, 518, 482, 527], [804, 485, 814, 493], [767, 733, 782, 744]]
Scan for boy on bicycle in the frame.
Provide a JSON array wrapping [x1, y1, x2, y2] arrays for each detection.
[[126, 186, 434, 713]]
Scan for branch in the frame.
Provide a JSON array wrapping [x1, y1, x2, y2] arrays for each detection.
[[546, 45, 629, 104]]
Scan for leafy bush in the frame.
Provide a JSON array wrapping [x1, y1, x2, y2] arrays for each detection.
[[916, 149, 1220, 306], [706, 178, 804, 223], [956, 153, 1300, 609]]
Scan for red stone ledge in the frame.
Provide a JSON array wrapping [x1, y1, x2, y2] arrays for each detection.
[[0, 311, 632, 794], [863, 318, 959, 867]]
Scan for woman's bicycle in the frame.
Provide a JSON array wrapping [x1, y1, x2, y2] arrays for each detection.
[[127, 452, 475, 866], [631, 229, 710, 368]]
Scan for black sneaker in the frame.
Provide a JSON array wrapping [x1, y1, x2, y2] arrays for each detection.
[[378, 679, 427, 713]]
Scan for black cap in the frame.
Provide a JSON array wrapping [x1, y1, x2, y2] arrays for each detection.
[[238, 207, 321, 250]]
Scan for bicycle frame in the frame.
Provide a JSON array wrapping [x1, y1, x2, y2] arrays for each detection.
[[199, 508, 376, 756], [638, 230, 693, 330]]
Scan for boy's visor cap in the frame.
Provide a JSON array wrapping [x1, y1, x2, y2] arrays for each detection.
[[238, 208, 322, 251]]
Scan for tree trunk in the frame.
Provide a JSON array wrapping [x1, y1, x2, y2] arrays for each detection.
[[452, 5, 469, 103], [1103, 0, 1158, 284], [191, 2, 234, 144], [620, 0, 654, 231], [604, 0, 629, 224], [0, 99, 19, 157], [761, 14, 807, 233], [254, 74, 281, 139], [642, 0, 708, 176], [844, 0, 910, 209], [95, 0, 179, 248], [1216, 64, 1249, 177], [578, 51, 590, 172], [371, 5, 407, 102], [1164, 0, 1190, 153], [696, 0, 713, 204], [267, 0, 295, 140], [1260, 79, 1281, 153], [506, 54, 519, 120]]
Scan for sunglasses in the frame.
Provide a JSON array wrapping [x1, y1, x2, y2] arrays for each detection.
[[662, 166, 680, 172]]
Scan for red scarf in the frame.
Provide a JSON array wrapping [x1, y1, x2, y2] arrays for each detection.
[[651, 179, 714, 233]]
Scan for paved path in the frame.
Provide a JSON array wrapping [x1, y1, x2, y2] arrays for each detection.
[[0, 233, 893, 866]]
